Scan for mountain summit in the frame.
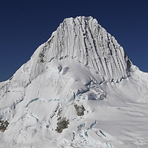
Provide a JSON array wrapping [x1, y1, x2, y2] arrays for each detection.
[[28, 16, 132, 82], [0, 16, 148, 148], [46, 16, 132, 81]]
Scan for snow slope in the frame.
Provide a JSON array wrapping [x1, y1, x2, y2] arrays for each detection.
[[0, 16, 148, 148]]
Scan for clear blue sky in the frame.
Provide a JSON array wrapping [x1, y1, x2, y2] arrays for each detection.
[[0, 0, 148, 82]]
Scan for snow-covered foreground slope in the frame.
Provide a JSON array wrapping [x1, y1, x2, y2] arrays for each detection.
[[0, 16, 148, 148]]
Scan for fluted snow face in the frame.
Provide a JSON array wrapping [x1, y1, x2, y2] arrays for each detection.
[[19, 16, 132, 82], [44, 16, 131, 81]]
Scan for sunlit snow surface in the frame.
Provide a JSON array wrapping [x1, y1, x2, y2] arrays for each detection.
[[0, 16, 148, 148]]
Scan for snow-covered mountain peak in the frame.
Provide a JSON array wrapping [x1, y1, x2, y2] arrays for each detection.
[[28, 16, 132, 83], [0, 17, 148, 148]]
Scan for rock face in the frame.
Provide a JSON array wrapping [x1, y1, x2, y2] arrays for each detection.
[[0, 16, 148, 148]]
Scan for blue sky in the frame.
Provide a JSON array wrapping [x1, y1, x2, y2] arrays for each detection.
[[0, 0, 148, 82]]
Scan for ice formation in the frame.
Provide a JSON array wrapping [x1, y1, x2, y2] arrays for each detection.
[[0, 16, 148, 148]]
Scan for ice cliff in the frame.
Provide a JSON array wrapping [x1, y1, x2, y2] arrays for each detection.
[[0, 16, 148, 148]]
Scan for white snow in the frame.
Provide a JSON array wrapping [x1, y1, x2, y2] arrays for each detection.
[[0, 16, 148, 148]]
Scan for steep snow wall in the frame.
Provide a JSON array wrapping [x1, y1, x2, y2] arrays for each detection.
[[12, 16, 132, 83], [45, 16, 132, 81]]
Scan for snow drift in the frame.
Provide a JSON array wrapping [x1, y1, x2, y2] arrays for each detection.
[[0, 16, 148, 148]]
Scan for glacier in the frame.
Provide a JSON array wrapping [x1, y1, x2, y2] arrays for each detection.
[[0, 16, 148, 148]]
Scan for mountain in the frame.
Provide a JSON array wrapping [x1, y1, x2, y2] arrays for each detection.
[[0, 16, 148, 148]]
